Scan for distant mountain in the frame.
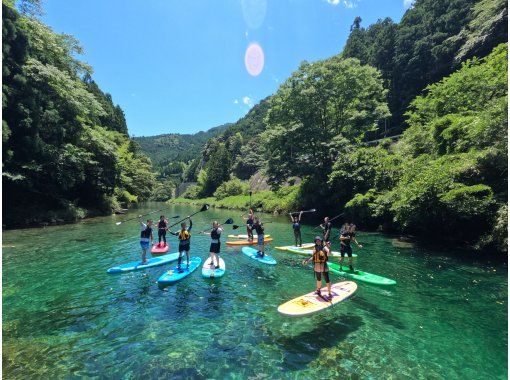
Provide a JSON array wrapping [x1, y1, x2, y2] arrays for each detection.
[[133, 123, 230, 169]]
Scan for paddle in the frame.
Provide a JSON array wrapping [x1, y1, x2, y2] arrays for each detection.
[[232, 221, 273, 230], [199, 218, 234, 234], [313, 212, 344, 230], [290, 208, 316, 215], [115, 209, 180, 225], [167, 204, 210, 230]]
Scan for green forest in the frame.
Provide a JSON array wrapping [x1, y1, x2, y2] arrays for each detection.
[[2, 0, 156, 227], [165, 0, 508, 253], [2, 0, 507, 252]]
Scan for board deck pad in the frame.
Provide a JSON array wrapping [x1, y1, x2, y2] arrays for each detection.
[[201, 257, 226, 278], [107, 252, 179, 274], [226, 238, 273, 246], [157, 256, 202, 286], [278, 281, 357, 316], [241, 247, 277, 265], [329, 262, 396, 285], [151, 243, 170, 255]]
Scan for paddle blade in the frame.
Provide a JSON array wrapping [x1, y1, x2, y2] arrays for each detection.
[[232, 225, 240, 230], [309, 208, 316, 212], [224, 218, 234, 224], [116, 222, 122, 225], [171, 215, 180, 219], [201, 204, 210, 211]]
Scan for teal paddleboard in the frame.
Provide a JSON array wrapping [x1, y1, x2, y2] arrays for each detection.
[[157, 256, 202, 286], [107, 252, 180, 274], [328, 262, 396, 286], [241, 247, 277, 265]]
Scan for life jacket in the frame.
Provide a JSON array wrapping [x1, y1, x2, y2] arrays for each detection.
[[140, 226, 152, 239], [252, 223, 264, 235], [292, 221, 300, 230], [211, 228, 221, 240], [247, 217, 254, 226], [178, 229, 191, 242], [158, 220, 167, 229], [313, 245, 328, 264]]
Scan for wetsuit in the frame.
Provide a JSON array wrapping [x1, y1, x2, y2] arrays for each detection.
[[292, 220, 302, 247], [158, 219, 167, 245]]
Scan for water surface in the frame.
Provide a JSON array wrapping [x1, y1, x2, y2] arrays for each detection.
[[3, 203, 507, 378]]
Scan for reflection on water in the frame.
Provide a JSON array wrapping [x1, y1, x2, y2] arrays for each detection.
[[3, 203, 508, 379]]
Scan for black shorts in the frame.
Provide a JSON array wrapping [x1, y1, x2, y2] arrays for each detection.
[[340, 245, 352, 257], [315, 271, 330, 283], [179, 243, 190, 252], [210, 243, 220, 253]]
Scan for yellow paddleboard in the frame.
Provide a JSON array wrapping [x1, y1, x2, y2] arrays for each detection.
[[277, 281, 357, 317], [226, 238, 273, 246], [227, 234, 271, 239]]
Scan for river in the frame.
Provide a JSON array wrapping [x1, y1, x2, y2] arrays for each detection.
[[2, 202, 507, 379]]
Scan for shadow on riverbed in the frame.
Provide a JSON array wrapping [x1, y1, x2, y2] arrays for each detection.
[[272, 314, 363, 369], [351, 296, 405, 330]]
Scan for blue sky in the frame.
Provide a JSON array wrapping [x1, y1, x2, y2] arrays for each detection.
[[42, 0, 411, 136]]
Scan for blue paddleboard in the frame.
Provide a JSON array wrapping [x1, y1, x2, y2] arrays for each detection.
[[107, 252, 180, 274], [241, 247, 277, 265], [157, 256, 202, 286]]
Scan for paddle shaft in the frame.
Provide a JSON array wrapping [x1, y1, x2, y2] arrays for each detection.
[[167, 205, 209, 230], [313, 212, 344, 230], [116, 208, 168, 225]]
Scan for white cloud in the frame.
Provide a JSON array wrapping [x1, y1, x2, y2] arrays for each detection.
[[403, 0, 414, 8], [326, 0, 359, 7], [242, 96, 254, 107], [234, 99, 239, 104]]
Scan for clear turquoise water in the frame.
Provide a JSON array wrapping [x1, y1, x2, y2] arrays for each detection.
[[3, 203, 507, 379]]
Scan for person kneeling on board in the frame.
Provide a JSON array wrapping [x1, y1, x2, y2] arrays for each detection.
[[207, 221, 223, 269], [252, 217, 265, 258], [303, 236, 332, 300], [157, 215, 168, 247], [139, 218, 154, 265], [170, 217, 192, 273]]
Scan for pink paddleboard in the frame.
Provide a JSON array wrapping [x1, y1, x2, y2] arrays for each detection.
[[151, 243, 170, 255]]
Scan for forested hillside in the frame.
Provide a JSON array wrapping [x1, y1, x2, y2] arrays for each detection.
[[170, 0, 507, 252], [2, 0, 155, 227]]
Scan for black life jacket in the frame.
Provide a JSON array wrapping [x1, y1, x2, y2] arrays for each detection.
[[211, 228, 221, 240], [140, 226, 152, 239], [252, 223, 264, 235], [158, 220, 167, 229]]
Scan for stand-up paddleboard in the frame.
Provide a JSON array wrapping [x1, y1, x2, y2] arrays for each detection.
[[151, 243, 170, 255], [329, 262, 396, 285], [226, 238, 273, 246], [201, 257, 226, 278], [275, 243, 315, 251], [157, 256, 202, 286], [241, 247, 277, 265], [286, 247, 357, 259], [228, 234, 271, 239], [278, 281, 357, 317], [107, 252, 179, 274]]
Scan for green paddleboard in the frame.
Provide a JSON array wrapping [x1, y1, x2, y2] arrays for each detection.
[[328, 262, 396, 286]]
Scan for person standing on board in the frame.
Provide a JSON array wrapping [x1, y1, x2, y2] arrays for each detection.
[[339, 223, 362, 271], [206, 221, 223, 269], [303, 236, 332, 299], [243, 209, 255, 242], [170, 217, 193, 272], [289, 211, 303, 247], [157, 215, 168, 247], [320, 216, 333, 242], [139, 218, 154, 265], [251, 216, 266, 257]]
